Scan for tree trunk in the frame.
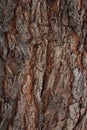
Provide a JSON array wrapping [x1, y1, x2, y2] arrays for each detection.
[[0, 0, 87, 130]]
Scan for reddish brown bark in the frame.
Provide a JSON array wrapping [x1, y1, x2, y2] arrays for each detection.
[[0, 0, 87, 130]]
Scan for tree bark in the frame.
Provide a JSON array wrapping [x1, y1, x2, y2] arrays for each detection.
[[0, 0, 87, 130]]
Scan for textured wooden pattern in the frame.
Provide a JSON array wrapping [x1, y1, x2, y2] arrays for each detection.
[[0, 0, 87, 130]]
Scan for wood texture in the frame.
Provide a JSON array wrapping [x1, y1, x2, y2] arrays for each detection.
[[0, 0, 87, 130]]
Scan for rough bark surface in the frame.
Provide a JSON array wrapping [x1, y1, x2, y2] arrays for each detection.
[[0, 0, 87, 130]]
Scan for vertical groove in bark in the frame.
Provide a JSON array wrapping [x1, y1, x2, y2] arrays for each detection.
[[0, 0, 87, 130]]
